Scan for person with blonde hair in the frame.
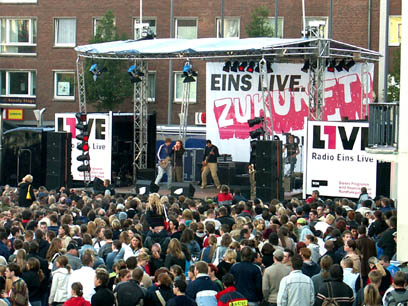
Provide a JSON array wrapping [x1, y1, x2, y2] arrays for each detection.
[[18, 174, 35, 207], [145, 193, 166, 230], [165, 239, 186, 269]]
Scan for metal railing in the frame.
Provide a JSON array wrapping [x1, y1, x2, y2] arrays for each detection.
[[368, 102, 399, 149]]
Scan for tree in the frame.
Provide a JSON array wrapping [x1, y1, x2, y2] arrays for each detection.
[[246, 6, 274, 37], [387, 48, 400, 102], [85, 10, 133, 111]]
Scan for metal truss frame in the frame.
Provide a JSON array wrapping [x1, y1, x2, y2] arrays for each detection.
[[259, 58, 273, 139], [179, 81, 191, 142], [361, 61, 369, 120], [133, 61, 149, 182], [308, 39, 330, 121]]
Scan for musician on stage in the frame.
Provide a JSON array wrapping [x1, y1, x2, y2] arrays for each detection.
[[172, 140, 185, 182], [155, 138, 173, 189], [201, 140, 221, 189], [284, 134, 300, 176]]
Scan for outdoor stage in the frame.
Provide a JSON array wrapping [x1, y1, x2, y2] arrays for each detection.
[[115, 182, 302, 200]]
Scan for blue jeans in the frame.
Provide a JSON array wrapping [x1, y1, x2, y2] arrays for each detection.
[[155, 164, 172, 188]]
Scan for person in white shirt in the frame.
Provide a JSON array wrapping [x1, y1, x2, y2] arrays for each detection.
[[341, 258, 359, 297], [67, 250, 96, 302]]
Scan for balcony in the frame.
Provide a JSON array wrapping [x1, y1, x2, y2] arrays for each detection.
[[366, 102, 399, 156]]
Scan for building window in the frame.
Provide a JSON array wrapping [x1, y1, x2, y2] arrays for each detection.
[[216, 17, 240, 38], [174, 72, 197, 103], [147, 72, 156, 102], [0, 18, 37, 54], [54, 71, 75, 100], [305, 17, 328, 38], [389, 16, 402, 46], [267, 17, 284, 38], [54, 18, 76, 47], [0, 70, 36, 96], [134, 18, 156, 40], [175, 19, 197, 39], [93, 17, 116, 38]]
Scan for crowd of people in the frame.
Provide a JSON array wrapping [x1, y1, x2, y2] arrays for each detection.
[[0, 175, 403, 306]]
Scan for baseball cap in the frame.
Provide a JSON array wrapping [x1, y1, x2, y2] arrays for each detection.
[[273, 249, 284, 261], [297, 218, 307, 225]]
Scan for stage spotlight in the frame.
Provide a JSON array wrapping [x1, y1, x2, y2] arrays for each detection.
[[327, 60, 336, 73], [89, 64, 107, 81], [239, 61, 247, 72], [335, 59, 346, 72], [254, 63, 260, 73], [223, 61, 231, 72], [183, 61, 197, 83], [344, 59, 355, 72], [247, 117, 264, 127], [231, 61, 240, 72], [247, 61, 255, 73], [128, 65, 145, 83], [301, 60, 310, 73], [250, 127, 265, 139]]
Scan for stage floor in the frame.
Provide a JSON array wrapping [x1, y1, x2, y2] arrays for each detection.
[[115, 183, 302, 200]]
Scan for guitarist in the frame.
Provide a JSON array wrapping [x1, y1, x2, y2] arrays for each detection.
[[154, 138, 173, 189], [201, 140, 221, 189]]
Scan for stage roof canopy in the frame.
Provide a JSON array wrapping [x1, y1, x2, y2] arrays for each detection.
[[75, 37, 381, 61]]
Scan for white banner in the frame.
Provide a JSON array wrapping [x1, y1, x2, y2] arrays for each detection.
[[55, 112, 112, 181], [304, 120, 376, 198], [205, 62, 374, 162]]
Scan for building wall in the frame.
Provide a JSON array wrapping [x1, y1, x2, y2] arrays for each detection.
[[0, 0, 401, 125]]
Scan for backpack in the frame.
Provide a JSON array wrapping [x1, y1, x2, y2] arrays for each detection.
[[195, 290, 217, 306], [321, 283, 340, 306], [389, 289, 408, 306]]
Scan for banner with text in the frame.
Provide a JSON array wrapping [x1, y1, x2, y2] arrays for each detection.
[[55, 113, 112, 181], [206, 62, 374, 162], [304, 120, 376, 198]]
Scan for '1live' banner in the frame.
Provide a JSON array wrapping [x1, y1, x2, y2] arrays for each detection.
[[205, 62, 374, 162]]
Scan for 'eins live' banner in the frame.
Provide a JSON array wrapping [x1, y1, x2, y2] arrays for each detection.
[[205, 62, 374, 162], [55, 113, 112, 181], [304, 120, 376, 198]]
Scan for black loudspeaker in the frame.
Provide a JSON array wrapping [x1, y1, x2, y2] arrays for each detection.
[[135, 180, 159, 195], [147, 112, 157, 169], [93, 177, 105, 194], [137, 168, 156, 181], [170, 183, 195, 198], [218, 162, 235, 186], [255, 140, 283, 201], [46, 132, 72, 190]]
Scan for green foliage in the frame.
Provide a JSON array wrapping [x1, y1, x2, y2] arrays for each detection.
[[387, 48, 400, 102], [246, 6, 274, 37], [85, 10, 132, 111]]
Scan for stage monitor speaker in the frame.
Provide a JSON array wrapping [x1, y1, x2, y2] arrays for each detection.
[[46, 132, 72, 190], [170, 183, 195, 198], [135, 180, 159, 195], [255, 140, 283, 201], [218, 162, 235, 186]]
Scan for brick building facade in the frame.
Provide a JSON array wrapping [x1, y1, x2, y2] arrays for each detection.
[[0, 0, 402, 125]]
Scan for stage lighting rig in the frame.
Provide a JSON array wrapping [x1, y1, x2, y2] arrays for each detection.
[[183, 61, 197, 83], [89, 64, 107, 81], [128, 65, 145, 83]]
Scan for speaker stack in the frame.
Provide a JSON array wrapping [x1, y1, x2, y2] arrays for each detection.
[[46, 132, 72, 190], [255, 140, 284, 202]]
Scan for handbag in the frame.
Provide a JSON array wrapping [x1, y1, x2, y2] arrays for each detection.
[[26, 185, 32, 200], [213, 247, 221, 266]]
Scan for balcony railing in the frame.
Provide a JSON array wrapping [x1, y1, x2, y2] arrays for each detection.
[[368, 102, 399, 150]]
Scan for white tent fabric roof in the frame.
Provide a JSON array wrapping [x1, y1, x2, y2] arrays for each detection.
[[75, 37, 306, 55]]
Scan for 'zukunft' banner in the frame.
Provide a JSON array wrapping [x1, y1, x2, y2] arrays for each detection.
[[304, 120, 376, 198], [206, 62, 374, 162], [55, 113, 112, 181]]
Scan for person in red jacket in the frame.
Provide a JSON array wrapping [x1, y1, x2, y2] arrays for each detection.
[[216, 273, 248, 306], [63, 282, 90, 306], [216, 185, 233, 206]]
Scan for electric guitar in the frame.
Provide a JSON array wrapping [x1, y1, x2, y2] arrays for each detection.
[[202, 146, 215, 169], [159, 157, 171, 169]]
